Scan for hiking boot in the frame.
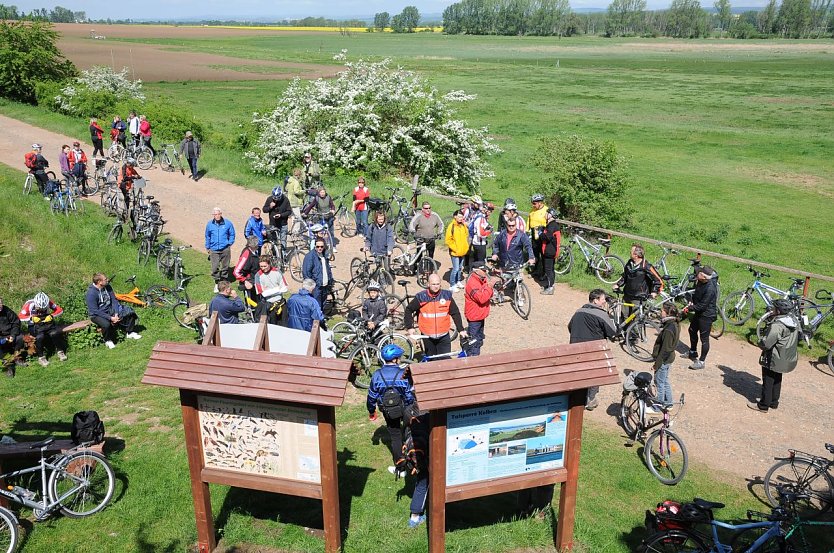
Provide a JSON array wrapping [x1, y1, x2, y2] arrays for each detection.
[[689, 360, 705, 370], [408, 515, 426, 529], [747, 401, 768, 413], [38, 356, 49, 367], [57, 351, 67, 361]]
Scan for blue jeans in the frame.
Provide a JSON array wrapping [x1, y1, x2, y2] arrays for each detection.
[[188, 157, 198, 179], [467, 319, 485, 356], [654, 364, 673, 405], [450, 255, 464, 287], [355, 209, 368, 237], [411, 475, 428, 515]]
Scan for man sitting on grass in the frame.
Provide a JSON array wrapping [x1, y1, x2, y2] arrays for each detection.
[[86, 273, 141, 349]]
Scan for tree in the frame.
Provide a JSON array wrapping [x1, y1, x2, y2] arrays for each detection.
[[0, 20, 76, 104], [390, 14, 405, 32], [442, 3, 464, 33], [777, 0, 812, 37], [757, 0, 778, 34], [398, 5, 421, 32], [534, 135, 631, 229], [49, 5, 74, 22], [606, 0, 646, 36], [666, 0, 709, 37], [374, 11, 390, 31], [0, 4, 20, 19], [714, 0, 732, 35]]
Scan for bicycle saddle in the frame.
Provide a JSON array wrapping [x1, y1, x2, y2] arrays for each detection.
[[661, 275, 674, 281], [126, 275, 137, 283], [791, 278, 805, 285], [146, 195, 154, 200], [826, 443, 834, 454], [28, 436, 55, 449], [693, 498, 725, 511], [598, 238, 611, 246]]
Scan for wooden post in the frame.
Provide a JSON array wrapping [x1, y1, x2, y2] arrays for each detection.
[[180, 390, 216, 553], [803, 276, 811, 298], [202, 312, 219, 347], [428, 409, 447, 553], [253, 315, 269, 351], [307, 320, 321, 357], [556, 390, 586, 551], [317, 406, 342, 553]]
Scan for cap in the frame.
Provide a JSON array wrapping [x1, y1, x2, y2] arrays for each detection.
[[472, 260, 486, 269], [185, 131, 193, 137]]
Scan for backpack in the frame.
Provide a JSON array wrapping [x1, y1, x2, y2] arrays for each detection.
[[24, 151, 38, 169], [395, 407, 428, 477], [379, 369, 405, 420], [71, 410, 105, 445]]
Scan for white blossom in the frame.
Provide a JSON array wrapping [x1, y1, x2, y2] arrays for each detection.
[[54, 66, 145, 115]]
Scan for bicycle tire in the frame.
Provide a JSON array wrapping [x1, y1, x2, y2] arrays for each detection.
[[144, 284, 181, 308], [376, 333, 414, 364], [48, 450, 115, 518], [137, 239, 152, 265], [172, 299, 192, 329], [107, 223, 123, 244], [288, 250, 304, 283], [156, 249, 172, 275], [45, 170, 56, 182], [619, 390, 641, 438], [80, 177, 99, 197], [136, 150, 153, 170], [394, 218, 410, 245], [827, 344, 834, 376], [624, 318, 662, 363], [512, 281, 532, 320], [386, 294, 406, 330], [349, 344, 382, 390], [331, 321, 358, 358], [722, 290, 754, 325], [710, 315, 725, 339], [373, 268, 395, 296], [640, 529, 708, 552], [389, 246, 407, 276], [159, 151, 172, 172], [23, 174, 32, 196], [350, 257, 369, 287], [338, 210, 357, 238], [594, 254, 625, 285], [763, 458, 834, 517], [755, 311, 774, 341], [416, 257, 439, 288], [554, 246, 573, 275], [323, 281, 348, 318], [0, 507, 18, 553], [109, 144, 125, 162], [644, 428, 688, 485]]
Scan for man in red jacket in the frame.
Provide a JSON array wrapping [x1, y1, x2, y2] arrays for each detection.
[[464, 260, 493, 356]]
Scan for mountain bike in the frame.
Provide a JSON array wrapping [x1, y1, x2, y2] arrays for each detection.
[[333, 193, 357, 238], [332, 317, 412, 388], [123, 140, 153, 170], [387, 189, 418, 244], [554, 229, 625, 284], [350, 249, 395, 294], [763, 442, 834, 518], [136, 216, 167, 266], [106, 141, 125, 163], [754, 289, 834, 346], [23, 170, 56, 196], [389, 236, 439, 289], [487, 260, 532, 320], [111, 274, 181, 308], [322, 277, 365, 317], [607, 291, 665, 363], [619, 372, 688, 485], [159, 143, 184, 174], [100, 181, 125, 219], [49, 181, 79, 217], [721, 266, 805, 325]]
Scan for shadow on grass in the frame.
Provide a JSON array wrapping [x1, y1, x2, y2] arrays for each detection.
[[134, 521, 182, 553], [8, 417, 72, 436], [619, 523, 650, 551], [445, 491, 525, 530], [717, 364, 759, 402]]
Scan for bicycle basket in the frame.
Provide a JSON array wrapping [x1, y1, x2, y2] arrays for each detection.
[[133, 178, 147, 190], [182, 303, 208, 325]]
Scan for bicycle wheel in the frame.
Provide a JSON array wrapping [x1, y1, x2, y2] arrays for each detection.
[[23, 174, 32, 196], [512, 281, 532, 320], [109, 144, 125, 162], [389, 246, 407, 276], [722, 290, 754, 325], [377, 333, 414, 364], [172, 299, 192, 329], [331, 322, 358, 358], [338, 210, 356, 238], [107, 223, 123, 244], [644, 429, 688, 485], [624, 318, 662, 363], [159, 151, 172, 172], [373, 268, 395, 296], [156, 249, 172, 275], [137, 239, 152, 265], [640, 529, 708, 552], [619, 390, 641, 438], [394, 218, 410, 244], [144, 284, 181, 308], [80, 176, 99, 197], [416, 257, 439, 288], [827, 344, 834, 376], [764, 458, 834, 517], [48, 450, 115, 518], [0, 507, 18, 553], [710, 315, 725, 339], [385, 294, 406, 330], [288, 250, 304, 283], [554, 246, 573, 275], [593, 254, 625, 285], [349, 344, 382, 390], [136, 150, 153, 170], [350, 257, 369, 287]]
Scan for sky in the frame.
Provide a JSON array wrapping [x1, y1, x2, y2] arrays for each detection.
[[13, 0, 769, 20]]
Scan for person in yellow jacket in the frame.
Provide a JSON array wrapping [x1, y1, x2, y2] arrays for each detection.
[[445, 209, 470, 291], [527, 193, 549, 280]]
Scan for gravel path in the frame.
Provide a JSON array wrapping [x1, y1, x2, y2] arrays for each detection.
[[2, 113, 831, 488]]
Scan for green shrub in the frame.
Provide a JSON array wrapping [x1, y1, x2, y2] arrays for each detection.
[[0, 20, 76, 104]]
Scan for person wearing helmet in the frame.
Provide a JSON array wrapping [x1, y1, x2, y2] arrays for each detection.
[[469, 201, 494, 266], [18, 292, 66, 367], [498, 200, 526, 234], [303, 186, 337, 251], [361, 281, 387, 330], [352, 176, 371, 236], [750, 298, 799, 412], [683, 266, 719, 370], [366, 343, 415, 469], [244, 207, 267, 252], [302, 238, 333, 309], [178, 130, 201, 180], [263, 185, 292, 250], [539, 208, 562, 295], [24, 143, 51, 196], [118, 157, 141, 211], [527, 193, 549, 280]]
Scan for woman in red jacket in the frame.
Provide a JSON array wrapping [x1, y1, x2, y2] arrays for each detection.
[[138, 115, 156, 157], [89, 117, 104, 157], [463, 260, 494, 356]]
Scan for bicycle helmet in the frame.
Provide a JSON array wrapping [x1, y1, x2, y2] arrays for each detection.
[[126, 157, 137, 166], [271, 186, 284, 199], [381, 344, 405, 362], [547, 207, 559, 219], [772, 299, 793, 315], [531, 193, 545, 203], [309, 223, 326, 233], [484, 202, 495, 211], [505, 202, 518, 211], [32, 143, 42, 150], [33, 292, 50, 310], [367, 280, 381, 292], [633, 371, 653, 390], [503, 197, 516, 207], [469, 195, 482, 206]]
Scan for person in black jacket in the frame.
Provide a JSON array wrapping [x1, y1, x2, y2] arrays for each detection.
[[568, 289, 618, 410], [263, 186, 292, 250], [684, 266, 718, 370], [540, 208, 561, 295], [613, 244, 663, 321], [652, 303, 680, 406], [0, 296, 27, 376]]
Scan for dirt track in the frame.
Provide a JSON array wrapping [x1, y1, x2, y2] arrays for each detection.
[[2, 113, 832, 490]]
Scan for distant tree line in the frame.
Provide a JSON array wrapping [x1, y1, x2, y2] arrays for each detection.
[[442, 0, 834, 38], [371, 6, 424, 32], [0, 4, 86, 22]]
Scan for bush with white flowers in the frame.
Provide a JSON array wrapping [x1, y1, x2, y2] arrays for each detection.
[[54, 66, 145, 116], [247, 55, 500, 194]]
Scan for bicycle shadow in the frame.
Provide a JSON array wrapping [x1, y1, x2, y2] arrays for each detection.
[[717, 364, 760, 402], [619, 523, 650, 551]]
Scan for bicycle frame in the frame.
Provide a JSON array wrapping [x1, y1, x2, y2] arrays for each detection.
[[0, 449, 77, 515], [572, 233, 605, 265], [705, 518, 784, 553]]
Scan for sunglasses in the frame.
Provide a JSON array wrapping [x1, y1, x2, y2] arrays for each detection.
[[315, 245, 326, 249], [422, 207, 431, 210]]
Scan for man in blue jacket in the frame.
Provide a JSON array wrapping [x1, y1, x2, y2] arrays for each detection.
[[302, 238, 333, 309], [209, 280, 245, 324], [85, 273, 141, 349], [205, 207, 236, 289], [287, 279, 325, 332], [243, 207, 266, 251], [367, 344, 415, 473], [491, 218, 535, 269]]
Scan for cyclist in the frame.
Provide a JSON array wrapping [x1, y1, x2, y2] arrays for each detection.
[[683, 266, 718, 370], [254, 256, 288, 326], [404, 273, 467, 357], [750, 298, 798, 413], [287, 279, 325, 332], [138, 115, 156, 157], [302, 238, 333, 309], [111, 115, 127, 148], [24, 143, 50, 196], [243, 207, 266, 252], [498, 200, 526, 234], [285, 168, 306, 224], [0, 295, 27, 376], [85, 273, 141, 350], [352, 176, 371, 236], [233, 236, 261, 315], [568, 289, 618, 410], [209, 280, 245, 324], [118, 158, 141, 212], [68, 141, 88, 186], [18, 292, 67, 367], [408, 201, 444, 259], [303, 186, 336, 250], [307, 222, 330, 252], [361, 281, 387, 331], [491, 217, 535, 270], [262, 186, 292, 250], [89, 117, 105, 158], [364, 211, 395, 272], [445, 209, 470, 291], [469, 201, 494, 265], [463, 260, 493, 356], [527, 193, 549, 280], [366, 344, 416, 471], [613, 243, 663, 321], [127, 110, 140, 146], [58, 144, 72, 181], [540, 208, 561, 296], [301, 151, 321, 189], [461, 195, 481, 225], [652, 302, 680, 407]]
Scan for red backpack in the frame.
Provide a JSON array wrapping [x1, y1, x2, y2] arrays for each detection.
[[24, 151, 37, 169]]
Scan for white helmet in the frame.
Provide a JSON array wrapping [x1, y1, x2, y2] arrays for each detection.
[[32, 143, 42, 150], [33, 292, 50, 309], [310, 223, 326, 233], [367, 280, 381, 292], [470, 195, 482, 206], [505, 202, 517, 211]]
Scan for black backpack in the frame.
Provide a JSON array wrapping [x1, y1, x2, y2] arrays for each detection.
[[379, 369, 405, 420], [395, 408, 429, 477], [71, 411, 105, 445]]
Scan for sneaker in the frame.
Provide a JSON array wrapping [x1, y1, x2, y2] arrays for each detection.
[[38, 356, 49, 367], [15, 359, 28, 368], [689, 360, 705, 370], [585, 397, 599, 411], [747, 401, 768, 413], [387, 466, 406, 478], [408, 515, 426, 529], [104, 341, 116, 350], [4, 367, 13, 378], [541, 287, 554, 295], [686, 350, 698, 359], [333, 247, 338, 253], [126, 332, 142, 340], [57, 351, 67, 361]]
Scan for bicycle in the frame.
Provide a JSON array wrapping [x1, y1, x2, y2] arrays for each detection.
[[826, 341, 834, 376], [554, 229, 625, 284], [23, 170, 56, 196], [263, 226, 304, 279], [350, 249, 395, 294], [387, 189, 419, 244], [406, 335, 473, 363], [136, 216, 167, 265], [0, 436, 114, 551], [389, 235, 439, 289], [49, 180, 79, 217], [332, 193, 357, 238], [763, 442, 834, 518], [123, 140, 153, 170], [618, 371, 688, 485], [100, 181, 125, 219], [322, 277, 366, 318], [755, 289, 834, 346], [111, 274, 181, 309], [106, 140, 125, 163], [159, 143, 185, 174], [722, 266, 805, 326], [332, 317, 412, 388], [487, 260, 532, 320], [608, 291, 665, 363]]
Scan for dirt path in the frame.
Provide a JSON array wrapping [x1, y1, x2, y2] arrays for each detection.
[[2, 113, 831, 489]]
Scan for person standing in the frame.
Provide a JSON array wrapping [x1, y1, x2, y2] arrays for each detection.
[[85, 273, 141, 349], [89, 118, 104, 158], [209, 281, 245, 324], [302, 239, 333, 309], [684, 266, 718, 370], [749, 299, 798, 413], [127, 110, 140, 146], [263, 186, 292, 251], [469, 202, 494, 265], [302, 151, 321, 189], [491, 217, 535, 269], [112, 115, 127, 148], [409, 202, 444, 259], [138, 115, 156, 157], [567, 289, 618, 410], [287, 279, 325, 332], [364, 211, 395, 272], [205, 207, 236, 289], [244, 207, 267, 252], [445, 210, 469, 291], [67, 141, 88, 184], [233, 236, 261, 310], [179, 131, 201, 180], [285, 168, 306, 225], [463, 260, 493, 356], [58, 144, 71, 181], [352, 176, 371, 236], [613, 244, 663, 320], [404, 274, 467, 357], [651, 303, 680, 406], [254, 256, 288, 325], [527, 193, 549, 279], [24, 143, 50, 196], [366, 344, 415, 472], [118, 158, 141, 212], [18, 292, 67, 367], [540, 208, 561, 295], [0, 296, 27, 377]]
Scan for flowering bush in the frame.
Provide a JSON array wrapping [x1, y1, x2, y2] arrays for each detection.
[[247, 55, 500, 194], [54, 66, 145, 116]]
